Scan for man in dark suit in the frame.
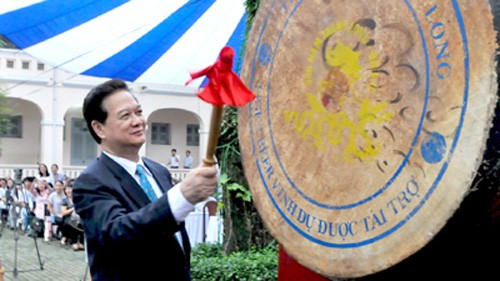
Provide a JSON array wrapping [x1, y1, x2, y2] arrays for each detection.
[[73, 79, 218, 281]]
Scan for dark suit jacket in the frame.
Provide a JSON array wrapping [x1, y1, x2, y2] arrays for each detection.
[[73, 153, 191, 281]]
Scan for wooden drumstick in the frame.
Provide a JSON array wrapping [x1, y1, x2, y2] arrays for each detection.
[[203, 105, 223, 166]]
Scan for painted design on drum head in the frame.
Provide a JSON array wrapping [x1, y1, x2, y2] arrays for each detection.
[[246, 0, 469, 248]]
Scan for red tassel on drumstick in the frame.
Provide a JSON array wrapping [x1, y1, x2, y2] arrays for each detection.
[[185, 46, 255, 166]]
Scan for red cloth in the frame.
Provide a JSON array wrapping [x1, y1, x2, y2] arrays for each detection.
[[278, 246, 331, 281], [185, 46, 255, 106]]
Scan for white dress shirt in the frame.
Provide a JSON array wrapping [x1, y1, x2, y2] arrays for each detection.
[[103, 151, 194, 223]]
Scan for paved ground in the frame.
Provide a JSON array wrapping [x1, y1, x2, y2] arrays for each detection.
[[0, 226, 90, 281]]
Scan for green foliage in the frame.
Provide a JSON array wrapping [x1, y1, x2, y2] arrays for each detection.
[[191, 242, 278, 281], [0, 84, 11, 156], [219, 173, 252, 203], [218, 106, 275, 254], [0, 94, 9, 128], [243, 0, 260, 41], [191, 242, 225, 259], [218, 107, 243, 181], [0, 35, 17, 49]]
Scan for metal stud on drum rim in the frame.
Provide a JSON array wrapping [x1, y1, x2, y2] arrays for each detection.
[[238, 0, 498, 278]]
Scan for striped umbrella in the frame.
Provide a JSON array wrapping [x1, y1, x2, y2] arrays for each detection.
[[0, 0, 248, 87]]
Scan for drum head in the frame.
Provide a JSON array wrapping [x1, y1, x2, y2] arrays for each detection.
[[238, 0, 498, 278]]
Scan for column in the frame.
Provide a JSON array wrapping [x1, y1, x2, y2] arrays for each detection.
[[40, 119, 65, 166], [198, 126, 209, 165]]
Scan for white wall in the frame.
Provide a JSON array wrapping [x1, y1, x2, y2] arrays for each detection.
[[0, 99, 42, 164], [0, 48, 212, 170], [147, 108, 202, 167]]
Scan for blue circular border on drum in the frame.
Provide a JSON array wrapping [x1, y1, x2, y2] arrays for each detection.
[[247, 0, 469, 247], [252, 0, 431, 210], [268, 2, 431, 210]]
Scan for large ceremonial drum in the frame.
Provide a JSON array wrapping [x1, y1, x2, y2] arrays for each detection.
[[238, 0, 498, 278]]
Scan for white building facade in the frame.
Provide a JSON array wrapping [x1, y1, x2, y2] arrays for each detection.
[[0, 48, 212, 180]]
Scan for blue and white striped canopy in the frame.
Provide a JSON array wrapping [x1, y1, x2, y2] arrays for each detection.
[[0, 0, 247, 87]]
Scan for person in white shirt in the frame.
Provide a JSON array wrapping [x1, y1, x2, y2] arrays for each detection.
[[36, 163, 51, 184], [0, 178, 8, 225], [167, 148, 181, 169], [48, 163, 66, 187], [11, 180, 34, 232], [183, 150, 194, 169]]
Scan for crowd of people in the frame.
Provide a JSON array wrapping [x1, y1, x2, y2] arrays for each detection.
[[0, 163, 84, 251], [0, 149, 197, 252]]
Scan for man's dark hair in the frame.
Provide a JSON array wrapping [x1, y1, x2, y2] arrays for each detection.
[[66, 178, 75, 187], [22, 176, 34, 183], [83, 79, 130, 144]]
